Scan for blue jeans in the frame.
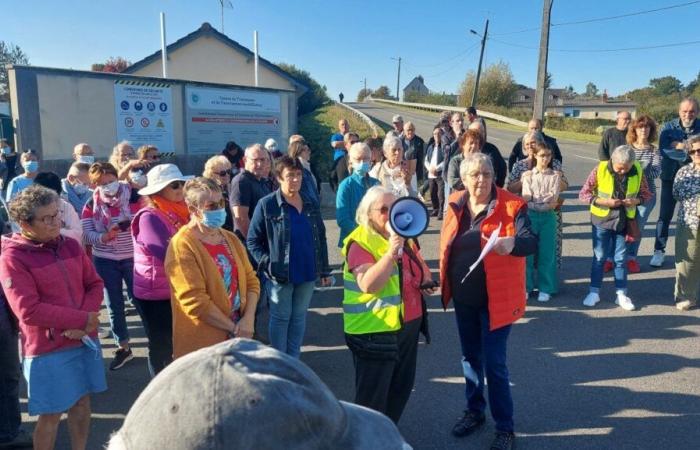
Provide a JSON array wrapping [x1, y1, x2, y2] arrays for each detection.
[[0, 300, 21, 443], [93, 256, 134, 345], [453, 302, 514, 433], [590, 225, 627, 293], [627, 192, 657, 260], [268, 280, 315, 358]]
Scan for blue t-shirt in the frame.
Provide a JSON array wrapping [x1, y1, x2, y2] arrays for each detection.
[[6, 175, 34, 202], [288, 205, 316, 284], [330, 133, 345, 161]]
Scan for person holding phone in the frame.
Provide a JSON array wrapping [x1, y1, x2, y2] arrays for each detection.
[[81, 162, 141, 370]]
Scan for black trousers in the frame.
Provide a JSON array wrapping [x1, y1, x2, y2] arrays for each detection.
[[133, 298, 173, 378], [345, 318, 421, 423], [428, 177, 445, 216]]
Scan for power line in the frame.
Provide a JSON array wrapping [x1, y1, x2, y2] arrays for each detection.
[[488, 36, 700, 53], [491, 0, 700, 36]]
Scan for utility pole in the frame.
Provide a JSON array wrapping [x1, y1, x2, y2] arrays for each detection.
[[533, 0, 553, 121], [391, 57, 402, 101], [470, 19, 489, 108], [363, 77, 367, 92]]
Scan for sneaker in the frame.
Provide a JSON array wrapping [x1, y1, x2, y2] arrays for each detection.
[[583, 292, 600, 307], [537, 292, 551, 302], [627, 259, 641, 273], [615, 294, 635, 311], [109, 348, 134, 370], [649, 250, 665, 267], [603, 260, 613, 273], [0, 428, 33, 448], [676, 299, 697, 311], [452, 411, 485, 437], [490, 431, 516, 450]]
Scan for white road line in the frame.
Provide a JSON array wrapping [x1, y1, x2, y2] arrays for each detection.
[[575, 154, 599, 161]]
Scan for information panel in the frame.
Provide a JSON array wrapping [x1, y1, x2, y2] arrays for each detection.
[[185, 86, 282, 154], [114, 81, 174, 151]]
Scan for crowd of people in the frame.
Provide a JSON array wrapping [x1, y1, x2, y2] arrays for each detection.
[[0, 96, 698, 450]]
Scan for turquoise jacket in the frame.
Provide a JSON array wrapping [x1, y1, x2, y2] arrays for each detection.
[[335, 172, 379, 247]]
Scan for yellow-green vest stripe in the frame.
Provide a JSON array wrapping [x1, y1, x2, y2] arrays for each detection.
[[341, 226, 402, 335], [590, 161, 642, 219]]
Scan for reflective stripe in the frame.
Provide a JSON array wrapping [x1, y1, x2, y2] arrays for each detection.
[[343, 295, 402, 314], [343, 268, 399, 293]]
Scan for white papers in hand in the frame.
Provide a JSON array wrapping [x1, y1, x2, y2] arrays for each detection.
[[461, 222, 501, 283]]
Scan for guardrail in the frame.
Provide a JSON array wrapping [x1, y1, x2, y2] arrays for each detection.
[[368, 97, 528, 128], [334, 101, 382, 137]]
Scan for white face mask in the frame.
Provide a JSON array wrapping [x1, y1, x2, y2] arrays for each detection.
[[77, 155, 95, 164], [101, 180, 120, 196], [129, 171, 147, 188], [73, 183, 89, 195]]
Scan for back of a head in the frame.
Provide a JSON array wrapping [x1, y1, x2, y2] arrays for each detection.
[[34, 171, 63, 195]]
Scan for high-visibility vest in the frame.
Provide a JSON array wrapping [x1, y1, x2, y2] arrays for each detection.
[[341, 226, 402, 335], [590, 161, 642, 219]]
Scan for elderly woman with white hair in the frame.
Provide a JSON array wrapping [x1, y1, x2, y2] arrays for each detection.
[[374, 135, 413, 197], [203, 155, 235, 232], [579, 145, 652, 311], [342, 185, 436, 424], [439, 153, 536, 450]]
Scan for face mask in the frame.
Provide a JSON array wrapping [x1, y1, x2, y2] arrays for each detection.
[[23, 160, 39, 173], [101, 180, 120, 196], [353, 161, 370, 176], [129, 171, 147, 188], [73, 183, 89, 195], [77, 155, 95, 164], [201, 208, 226, 228], [1, 147, 10, 155]]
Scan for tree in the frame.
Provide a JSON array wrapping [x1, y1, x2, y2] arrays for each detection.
[[0, 41, 29, 102], [686, 71, 700, 94], [544, 72, 553, 90], [356, 88, 372, 102], [457, 60, 517, 107], [372, 85, 392, 99], [584, 82, 598, 97], [565, 85, 576, 96], [649, 76, 683, 96], [91, 56, 131, 73], [277, 63, 330, 115]]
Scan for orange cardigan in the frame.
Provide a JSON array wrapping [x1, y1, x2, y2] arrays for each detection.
[[165, 226, 260, 358]]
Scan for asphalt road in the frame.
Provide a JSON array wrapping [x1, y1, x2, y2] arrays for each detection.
[[27, 101, 700, 449]]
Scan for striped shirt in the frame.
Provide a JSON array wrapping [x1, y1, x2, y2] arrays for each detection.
[[632, 145, 661, 194], [81, 199, 141, 260]]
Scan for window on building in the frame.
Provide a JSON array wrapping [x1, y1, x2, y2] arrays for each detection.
[[572, 109, 581, 118]]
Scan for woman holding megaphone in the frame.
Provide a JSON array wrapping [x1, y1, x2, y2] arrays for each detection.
[[439, 153, 537, 450], [342, 186, 436, 424]]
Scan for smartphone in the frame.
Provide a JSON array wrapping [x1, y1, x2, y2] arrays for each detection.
[[117, 219, 131, 231]]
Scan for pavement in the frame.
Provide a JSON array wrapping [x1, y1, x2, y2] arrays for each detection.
[[22, 101, 700, 449]]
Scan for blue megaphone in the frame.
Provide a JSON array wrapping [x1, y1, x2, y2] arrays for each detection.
[[389, 197, 430, 239]]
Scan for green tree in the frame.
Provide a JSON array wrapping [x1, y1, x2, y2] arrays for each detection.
[[544, 72, 553, 89], [277, 63, 330, 115], [372, 85, 392, 99], [356, 88, 372, 102], [404, 91, 457, 106], [457, 60, 517, 107], [0, 41, 29, 102], [686, 71, 700, 94], [91, 56, 131, 73], [584, 82, 598, 97], [649, 76, 683, 96]]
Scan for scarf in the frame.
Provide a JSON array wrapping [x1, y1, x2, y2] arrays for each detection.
[[151, 194, 190, 230], [92, 182, 132, 232]]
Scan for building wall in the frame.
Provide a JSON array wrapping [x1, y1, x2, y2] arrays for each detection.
[[546, 105, 636, 120], [130, 36, 296, 92]]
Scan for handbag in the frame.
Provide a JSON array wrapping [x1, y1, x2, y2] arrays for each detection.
[[625, 216, 642, 243]]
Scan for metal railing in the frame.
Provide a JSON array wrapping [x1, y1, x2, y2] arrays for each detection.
[[334, 101, 382, 137], [368, 97, 528, 128]]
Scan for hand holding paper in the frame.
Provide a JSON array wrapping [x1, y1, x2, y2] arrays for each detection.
[[461, 222, 502, 283]]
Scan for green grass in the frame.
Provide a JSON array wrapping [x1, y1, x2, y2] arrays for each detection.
[[299, 104, 386, 177]]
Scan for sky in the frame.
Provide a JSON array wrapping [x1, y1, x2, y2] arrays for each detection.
[[4, 0, 700, 100]]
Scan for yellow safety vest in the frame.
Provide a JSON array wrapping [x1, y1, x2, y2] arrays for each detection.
[[590, 161, 642, 219], [341, 226, 402, 335]]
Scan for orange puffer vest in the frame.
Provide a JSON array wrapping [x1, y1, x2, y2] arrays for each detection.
[[439, 188, 527, 331]]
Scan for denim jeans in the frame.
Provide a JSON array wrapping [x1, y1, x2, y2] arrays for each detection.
[[655, 180, 676, 252], [590, 225, 627, 293], [93, 256, 134, 345], [133, 298, 172, 378], [627, 192, 657, 260], [0, 300, 21, 443], [268, 280, 315, 358], [453, 302, 514, 433]]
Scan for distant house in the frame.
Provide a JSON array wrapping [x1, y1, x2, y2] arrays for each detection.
[[512, 87, 636, 120], [403, 75, 429, 98]]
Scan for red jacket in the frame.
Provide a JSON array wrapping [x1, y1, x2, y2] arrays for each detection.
[[0, 234, 104, 357], [439, 188, 527, 331]]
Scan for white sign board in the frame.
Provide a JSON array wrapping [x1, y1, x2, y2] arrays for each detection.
[[114, 82, 174, 151], [185, 86, 282, 154]]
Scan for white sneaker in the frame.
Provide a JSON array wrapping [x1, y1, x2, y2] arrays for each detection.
[[537, 292, 551, 302], [649, 250, 665, 267], [583, 292, 600, 307], [615, 294, 636, 311]]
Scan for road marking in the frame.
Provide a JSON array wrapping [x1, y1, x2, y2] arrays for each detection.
[[517, 428, 614, 437], [575, 154, 599, 161]]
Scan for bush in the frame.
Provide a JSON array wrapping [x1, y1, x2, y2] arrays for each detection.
[[277, 63, 330, 115], [544, 117, 615, 135], [404, 91, 457, 106]]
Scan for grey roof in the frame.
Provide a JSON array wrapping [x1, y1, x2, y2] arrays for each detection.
[[403, 76, 428, 92]]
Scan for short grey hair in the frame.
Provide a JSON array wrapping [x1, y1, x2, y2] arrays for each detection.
[[459, 153, 494, 182], [523, 130, 546, 145], [184, 177, 222, 209], [244, 143, 268, 159], [203, 155, 232, 178], [382, 135, 403, 155], [686, 134, 700, 147], [9, 185, 59, 223], [611, 145, 636, 165], [355, 186, 395, 229], [680, 97, 699, 111], [349, 142, 370, 160]]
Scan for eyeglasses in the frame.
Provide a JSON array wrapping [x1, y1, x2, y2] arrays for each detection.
[[689, 149, 700, 156], [168, 181, 185, 190], [34, 212, 60, 226], [250, 158, 269, 164], [468, 171, 493, 179], [535, 153, 552, 159], [201, 199, 226, 211], [372, 206, 390, 214], [215, 170, 233, 177]]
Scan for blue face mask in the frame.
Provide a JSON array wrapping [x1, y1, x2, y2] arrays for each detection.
[[23, 160, 39, 173], [201, 208, 226, 228], [353, 161, 370, 176], [1, 147, 10, 155], [77, 155, 95, 164]]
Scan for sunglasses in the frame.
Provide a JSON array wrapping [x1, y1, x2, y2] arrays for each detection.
[[215, 170, 233, 177], [689, 149, 700, 156], [372, 206, 390, 214], [168, 180, 185, 189]]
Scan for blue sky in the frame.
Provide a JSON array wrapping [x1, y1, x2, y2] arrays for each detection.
[[4, 0, 700, 99]]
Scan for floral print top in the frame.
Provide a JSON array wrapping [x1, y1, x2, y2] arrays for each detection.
[[673, 163, 700, 231]]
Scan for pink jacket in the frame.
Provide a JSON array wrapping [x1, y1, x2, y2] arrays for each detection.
[[131, 207, 178, 300], [0, 234, 104, 357]]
